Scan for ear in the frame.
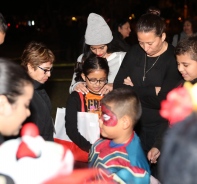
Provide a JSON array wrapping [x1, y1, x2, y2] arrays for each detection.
[[81, 73, 86, 81], [161, 33, 166, 42], [27, 64, 34, 73], [0, 95, 12, 116], [118, 26, 121, 33], [121, 115, 131, 130]]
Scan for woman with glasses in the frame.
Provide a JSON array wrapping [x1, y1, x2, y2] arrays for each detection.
[[21, 41, 55, 141], [66, 55, 109, 166], [69, 13, 126, 96]]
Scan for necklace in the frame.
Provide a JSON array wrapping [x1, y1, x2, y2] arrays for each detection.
[[143, 54, 160, 81]]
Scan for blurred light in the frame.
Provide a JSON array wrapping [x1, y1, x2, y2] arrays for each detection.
[[7, 23, 11, 27], [178, 17, 182, 21], [32, 20, 35, 26], [28, 20, 31, 26], [72, 17, 77, 21], [166, 19, 170, 24], [16, 25, 19, 28]]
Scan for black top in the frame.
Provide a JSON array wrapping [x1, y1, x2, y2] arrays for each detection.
[[114, 43, 182, 149], [65, 91, 102, 152], [112, 32, 131, 52], [24, 80, 54, 141]]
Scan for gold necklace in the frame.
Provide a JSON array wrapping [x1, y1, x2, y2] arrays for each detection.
[[143, 54, 160, 81]]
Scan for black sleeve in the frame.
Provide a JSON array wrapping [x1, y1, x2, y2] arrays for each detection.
[[65, 92, 91, 152], [139, 53, 182, 109], [113, 48, 134, 89]]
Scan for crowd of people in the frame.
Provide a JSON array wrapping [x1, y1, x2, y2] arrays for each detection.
[[1, 6, 197, 183]]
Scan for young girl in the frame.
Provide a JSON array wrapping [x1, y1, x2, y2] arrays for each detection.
[[65, 56, 109, 158]]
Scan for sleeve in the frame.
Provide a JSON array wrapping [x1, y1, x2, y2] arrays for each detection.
[[69, 72, 77, 94], [111, 168, 150, 184], [172, 34, 178, 47], [69, 54, 83, 94], [139, 55, 182, 109], [114, 48, 135, 89], [65, 92, 92, 152]]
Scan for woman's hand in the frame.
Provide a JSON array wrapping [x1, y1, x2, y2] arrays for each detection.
[[147, 147, 160, 164], [124, 76, 134, 86], [155, 87, 161, 95], [74, 82, 89, 94], [99, 83, 113, 96]]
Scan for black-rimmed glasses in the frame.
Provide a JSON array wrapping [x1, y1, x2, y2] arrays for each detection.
[[85, 75, 107, 84], [38, 66, 53, 74]]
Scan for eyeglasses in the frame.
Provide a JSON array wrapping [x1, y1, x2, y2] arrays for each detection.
[[38, 66, 53, 74], [85, 75, 107, 84]]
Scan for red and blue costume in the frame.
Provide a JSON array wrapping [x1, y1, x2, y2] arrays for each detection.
[[89, 132, 151, 184]]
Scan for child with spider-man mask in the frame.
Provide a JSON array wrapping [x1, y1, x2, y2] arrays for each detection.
[[88, 88, 160, 184]]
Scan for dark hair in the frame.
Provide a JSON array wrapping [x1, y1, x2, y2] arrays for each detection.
[[21, 41, 55, 71], [136, 7, 165, 37], [0, 13, 8, 33], [159, 112, 197, 184], [0, 58, 33, 104], [101, 88, 142, 125], [75, 56, 109, 82], [183, 18, 197, 33], [175, 33, 197, 61], [112, 17, 130, 35]]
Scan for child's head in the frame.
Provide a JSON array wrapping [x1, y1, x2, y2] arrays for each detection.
[[0, 58, 33, 136], [81, 56, 109, 94], [99, 88, 142, 142], [175, 34, 197, 81]]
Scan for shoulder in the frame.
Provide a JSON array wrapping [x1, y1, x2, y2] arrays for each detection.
[[77, 54, 83, 62], [67, 91, 81, 102], [116, 51, 127, 58], [173, 34, 178, 39]]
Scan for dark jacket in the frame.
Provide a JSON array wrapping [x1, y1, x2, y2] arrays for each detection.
[[112, 32, 131, 52], [24, 80, 54, 141]]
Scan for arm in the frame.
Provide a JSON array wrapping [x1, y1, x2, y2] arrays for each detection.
[[110, 168, 150, 184], [65, 92, 91, 152], [138, 58, 182, 109], [172, 34, 178, 47]]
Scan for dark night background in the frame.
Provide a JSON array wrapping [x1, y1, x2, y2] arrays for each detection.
[[0, 0, 197, 118], [1, 0, 197, 61]]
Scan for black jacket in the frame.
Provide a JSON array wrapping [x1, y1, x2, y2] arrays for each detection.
[[24, 80, 54, 141]]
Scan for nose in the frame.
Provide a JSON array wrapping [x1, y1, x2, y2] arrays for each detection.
[[178, 64, 183, 72], [27, 109, 31, 118], [95, 49, 103, 56], [144, 44, 150, 52], [46, 71, 51, 77]]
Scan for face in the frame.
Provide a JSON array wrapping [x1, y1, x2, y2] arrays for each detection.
[[1, 84, 33, 136], [118, 22, 131, 39], [90, 45, 108, 58], [0, 32, 6, 45], [137, 31, 165, 56], [183, 21, 193, 36], [28, 61, 53, 83], [99, 103, 121, 139], [82, 69, 107, 94], [177, 53, 197, 81]]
